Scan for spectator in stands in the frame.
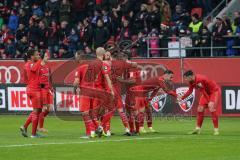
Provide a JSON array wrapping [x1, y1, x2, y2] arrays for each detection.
[[199, 26, 211, 57], [59, 21, 70, 51], [59, 0, 71, 23], [136, 30, 147, 57], [8, 9, 19, 33], [0, 13, 4, 29], [161, 0, 171, 26], [93, 19, 110, 48], [38, 20, 48, 48], [212, 17, 227, 56], [68, 28, 79, 55], [171, 4, 190, 32], [18, 8, 29, 27], [16, 23, 27, 41], [28, 17, 39, 45], [149, 29, 160, 57], [118, 18, 132, 41], [83, 18, 93, 47], [222, 14, 232, 31], [231, 11, 240, 33], [45, 0, 60, 22], [188, 13, 203, 57], [226, 30, 237, 56], [48, 20, 59, 55], [32, 3, 44, 18], [4, 38, 16, 58], [16, 36, 28, 58], [134, 4, 148, 33], [146, 4, 161, 32]]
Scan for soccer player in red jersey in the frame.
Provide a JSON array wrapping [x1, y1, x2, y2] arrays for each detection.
[[38, 51, 53, 133], [20, 49, 43, 138], [73, 48, 114, 138], [180, 70, 220, 135], [130, 70, 178, 134], [102, 52, 137, 136]]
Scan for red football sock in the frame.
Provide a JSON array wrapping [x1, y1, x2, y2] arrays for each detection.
[[138, 112, 144, 128], [38, 110, 49, 128], [24, 112, 33, 129], [90, 109, 99, 130], [197, 112, 204, 128], [135, 117, 139, 133], [146, 108, 152, 128], [82, 114, 94, 136], [211, 111, 219, 128], [101, 110, 114, 127], [119, 111, 129, 129], [103, 121, 111, 133], [128, 113, 135, 133], [31, 112, 40, 135]]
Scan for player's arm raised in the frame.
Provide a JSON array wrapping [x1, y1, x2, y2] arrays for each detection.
[[181, 85, 194, 100]]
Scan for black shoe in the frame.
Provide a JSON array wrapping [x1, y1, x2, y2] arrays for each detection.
[[20, 126, 28, 137], [131, 132, 139, 136], [123, 132, 132, 136], [95, 126, 103, 138]]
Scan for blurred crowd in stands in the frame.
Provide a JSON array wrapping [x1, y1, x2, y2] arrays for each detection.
[[0, 0, 239, 59]]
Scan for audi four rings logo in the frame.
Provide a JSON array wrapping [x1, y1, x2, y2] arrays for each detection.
[[0, 66, 21, 83], [137, 64, 166, 81]]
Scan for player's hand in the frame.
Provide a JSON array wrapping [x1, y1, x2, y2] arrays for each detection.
[[111, 90, 115, 96], [177, 95, 182, 102]]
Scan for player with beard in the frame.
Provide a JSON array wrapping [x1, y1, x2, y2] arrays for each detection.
[[180, 70, 220, 135]]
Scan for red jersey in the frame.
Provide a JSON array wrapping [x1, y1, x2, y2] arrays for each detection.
[[182, 74, 220, 100], [39, 63, 51, 89], [157, 77, 177, 97], [24, 60, 41, 91], [75, 59, 110, 89]]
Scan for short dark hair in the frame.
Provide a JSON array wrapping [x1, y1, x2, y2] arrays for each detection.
[[24, 49, 37, 62], [183, 70, 194, 77], [164, 70, 174, 75]]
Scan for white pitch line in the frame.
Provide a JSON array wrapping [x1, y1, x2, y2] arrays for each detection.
[[0, 136, 171, 148], [1, 136, 240, 148]]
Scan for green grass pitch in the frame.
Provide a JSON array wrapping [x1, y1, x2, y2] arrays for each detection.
[[0, 115, 240, 160]]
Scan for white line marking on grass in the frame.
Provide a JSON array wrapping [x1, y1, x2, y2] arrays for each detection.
[[1, 136, 240, 148], [0, 136, 171, 148]]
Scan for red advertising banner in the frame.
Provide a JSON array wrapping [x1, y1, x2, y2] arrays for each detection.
[[1, 58, 240, 116]]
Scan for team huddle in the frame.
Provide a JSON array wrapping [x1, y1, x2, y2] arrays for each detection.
[[20, 47, 221, 138]]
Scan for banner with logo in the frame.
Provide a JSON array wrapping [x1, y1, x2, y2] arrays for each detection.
[[55, 87, 80, 112], [7, 87, 33, 111], [0, 88, 6, 109], [1, 58, 240, 116], [222, 86, 240, 115]]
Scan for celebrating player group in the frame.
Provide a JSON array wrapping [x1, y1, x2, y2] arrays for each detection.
[[20, 47, 220, 138]]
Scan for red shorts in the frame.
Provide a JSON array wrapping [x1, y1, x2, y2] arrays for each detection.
[[41, 89, 53, 105], [199, 90, 221, 109], [27, 90, 42, 109], [79, 96, 100, 112], [134, 97, 148, 110], [114, 94, 123, 109]]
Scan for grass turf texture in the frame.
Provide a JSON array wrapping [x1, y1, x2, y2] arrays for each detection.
[[0, 115, 240, 160]]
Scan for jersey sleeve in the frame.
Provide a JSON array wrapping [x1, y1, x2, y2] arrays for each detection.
[[159, 80, 177, 98], [23, 65, 28, 84], [181, 84, 194, 100], [102, 62, 111, 75], [30, 60, 41, 72]]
